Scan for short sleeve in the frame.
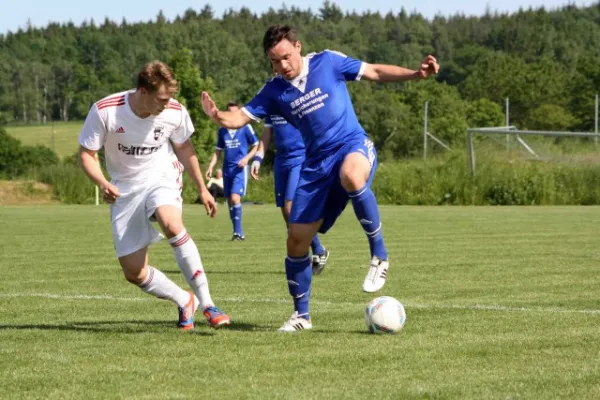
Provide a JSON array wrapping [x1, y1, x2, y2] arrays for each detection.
[[242, 83, 274, 122], [264, 115, 272, 128], [216, 129, 225, 150], [79, 104, 107, 151], [325, 50, 367, 81], [170, 106, 195, 144]]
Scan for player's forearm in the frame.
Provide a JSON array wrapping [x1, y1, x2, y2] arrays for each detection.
[[256, 140, 265, 156], [79, 149, 109, 188], [175, 143, 209, 192], [255, 128, 272, 162], [365, 64, 420, 83], [207, 152, 219, 170], [185, 157, 209, 192], [261, 129, 273, 152], [246, 145, 258, 160]]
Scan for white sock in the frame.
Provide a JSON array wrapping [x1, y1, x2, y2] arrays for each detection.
[[138, 266, 190, 308], [169, 229, 214, 309]]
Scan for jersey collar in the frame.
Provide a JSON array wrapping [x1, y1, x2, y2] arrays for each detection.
[[126, 89, 157, 121], [286, 56, 309, 93]]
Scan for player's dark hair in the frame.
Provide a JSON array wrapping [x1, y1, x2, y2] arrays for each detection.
[[137, 61, 178, 93], [226, 101, 239, 109], [263, 25, 297, 55]]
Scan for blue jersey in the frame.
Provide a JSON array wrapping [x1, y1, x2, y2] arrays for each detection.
[[265, 114, 305, 161], [242, 50, 367, 159], [216, 125, 258, 174]]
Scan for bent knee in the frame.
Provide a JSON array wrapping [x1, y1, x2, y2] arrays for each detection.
[[340, 156, 371, 192], [287, 230, 304, 247], [340, 169, 368, 192], [123, 267, 146, 285], [287, 228, 312, 255], [162, 221, 184, 238]]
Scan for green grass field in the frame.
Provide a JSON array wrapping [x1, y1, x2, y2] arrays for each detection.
[[1, 205, 599, 399], [5, 122, 83, 159]]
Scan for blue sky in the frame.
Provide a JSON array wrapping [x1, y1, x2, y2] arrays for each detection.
[[2, 0, 595, 34]]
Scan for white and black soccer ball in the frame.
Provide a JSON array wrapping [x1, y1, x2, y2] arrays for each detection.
[[365, 296, 406, 334]]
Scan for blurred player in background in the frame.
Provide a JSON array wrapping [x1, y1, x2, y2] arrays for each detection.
[[206, 102, 258, 241], [206, 168, 225, 200]]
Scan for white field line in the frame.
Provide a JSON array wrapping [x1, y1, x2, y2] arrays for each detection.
[[1, 292, 599, 315]]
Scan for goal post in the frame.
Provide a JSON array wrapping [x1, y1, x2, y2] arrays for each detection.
[[466, 127, 600, 174]]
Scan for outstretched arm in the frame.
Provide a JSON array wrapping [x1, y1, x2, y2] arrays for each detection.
[[201, 92, 252, 129], [362, 55, 439, 83]]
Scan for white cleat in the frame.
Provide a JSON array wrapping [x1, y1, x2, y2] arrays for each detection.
[[362, 256, 389, 293], [278, 311, 313, 332]]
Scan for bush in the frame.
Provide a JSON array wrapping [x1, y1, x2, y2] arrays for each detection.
[[0, 127, 59, 178], [0, 128, 25, 177], [371, 152, 600, 205], [24, 145, 600, 206], [36, 164, 96, 204], [21, 145, 60, 169]]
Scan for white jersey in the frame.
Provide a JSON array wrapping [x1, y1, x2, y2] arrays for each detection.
[[79, 89, 194, 184]]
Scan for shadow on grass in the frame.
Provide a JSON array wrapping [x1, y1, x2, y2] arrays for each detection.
[[309, 329, 374, 335], [162, 270, 283, 276], [220, 321, 273, 332], [0, 320, 213, 335], [0, 320, 273, 334]]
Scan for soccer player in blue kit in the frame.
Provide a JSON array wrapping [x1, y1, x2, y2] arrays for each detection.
[[201, 25, 439, 331], [251, 113, 330, 274], [206, 101, 259, 240]]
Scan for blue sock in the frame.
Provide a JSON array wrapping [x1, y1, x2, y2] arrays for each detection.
[[229, 206, 236, 233], [231, 203, 243, 235], [285, 254, 312, 319], [310, 234, 325, 256], [349, 186, 388, 260]]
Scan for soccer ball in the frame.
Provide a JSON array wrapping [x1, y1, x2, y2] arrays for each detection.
[[365, 296, 406, 334]]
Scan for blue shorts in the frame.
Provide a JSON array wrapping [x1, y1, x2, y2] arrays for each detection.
[[290, 137, 377, 234], [274, 155, 304, 208], [223, 167, 248, 198]]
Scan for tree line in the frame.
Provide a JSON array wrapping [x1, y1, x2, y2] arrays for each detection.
[[1, 1, 600, 160]]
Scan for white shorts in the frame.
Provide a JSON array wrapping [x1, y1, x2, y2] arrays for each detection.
[[110, 170, 183, 258]]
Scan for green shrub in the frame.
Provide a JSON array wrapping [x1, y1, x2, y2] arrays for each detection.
[[369, 152, 600, 205], [26, 148, 600, 205], [36, 164, 96, 204], [0, 127, 59, 178]]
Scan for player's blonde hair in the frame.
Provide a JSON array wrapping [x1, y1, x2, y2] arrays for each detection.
[[137, 61, 178, 93]]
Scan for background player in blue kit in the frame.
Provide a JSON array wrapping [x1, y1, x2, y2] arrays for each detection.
[[201, 25, 439, 331], [206, 101, 259, 241], [251, 114, 330, 274]]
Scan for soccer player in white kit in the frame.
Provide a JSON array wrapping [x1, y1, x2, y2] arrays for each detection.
[[78, 61, 230, 330]]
